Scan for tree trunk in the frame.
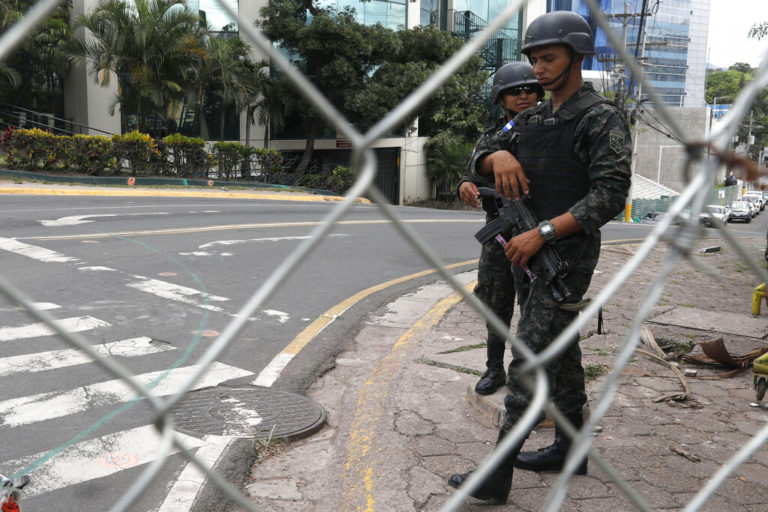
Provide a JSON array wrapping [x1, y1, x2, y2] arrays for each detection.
[[219, 106, 226, 141], [293, 118, 318, 185]]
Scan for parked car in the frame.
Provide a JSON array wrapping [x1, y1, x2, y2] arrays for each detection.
[[729, 201, 752, 223], [743, 191, 765, 211], [743, 196, 760, 217], [698, 205, 729, 227]]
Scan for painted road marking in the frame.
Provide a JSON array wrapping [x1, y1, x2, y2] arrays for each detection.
[[126, 277, 229, 312], [0, 237, 78, 263], [339, 281, 473, 511], [157, 435, 231, 511], [0, 362, 253, 427], [198, 233, 347, 249], [0, 316, 111, 342], [252, 259, 478, 387], [25, 218, 484, 241], [39, 212, 169, 227], [0, 425, 205, 498], [0, 337, 175, 377], [0, 302, 60, 312]]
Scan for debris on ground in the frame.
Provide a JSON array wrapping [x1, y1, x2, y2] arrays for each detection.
[[682, 336, 768, 377], [670, 445, 701, 462]]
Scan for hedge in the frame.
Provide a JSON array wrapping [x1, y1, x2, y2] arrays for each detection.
[[0, 128, 280, 180]]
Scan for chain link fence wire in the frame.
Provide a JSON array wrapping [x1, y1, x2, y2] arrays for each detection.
[[1, 0, 767, 510]]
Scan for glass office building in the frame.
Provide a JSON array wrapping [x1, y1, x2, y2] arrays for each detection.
[[320, 0, 408, 29], [549, 0, 709, 106], [187, 0, 238, 31]]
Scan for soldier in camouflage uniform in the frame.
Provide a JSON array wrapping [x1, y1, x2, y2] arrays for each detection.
[[448, 11, 631, 503], [456, 61, 542, 396]]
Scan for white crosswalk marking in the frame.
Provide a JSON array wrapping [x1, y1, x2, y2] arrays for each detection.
[[0, 303, 60, 312], [0, 237, 79, 263], [0, 316, 111, 342], [1, 425, 205, 498], [0, 362, 254, 427], [126, 277, 229, 312], [0, 337, 175, 377]]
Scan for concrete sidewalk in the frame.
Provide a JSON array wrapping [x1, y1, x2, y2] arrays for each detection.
[[240, 238, 768, 511]]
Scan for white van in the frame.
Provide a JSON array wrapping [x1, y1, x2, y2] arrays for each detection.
[[743, 191, 765, 211]]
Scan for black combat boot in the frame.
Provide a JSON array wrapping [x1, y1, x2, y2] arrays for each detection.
[[514, 412, 587, 475], [447, 430, 524, 503], [474, 366, 506, 395]]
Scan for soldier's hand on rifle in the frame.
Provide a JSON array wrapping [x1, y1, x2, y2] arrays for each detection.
[[504, 228, 545, 268], [484, 151, 529, 201], [458, 181, 481, 208]]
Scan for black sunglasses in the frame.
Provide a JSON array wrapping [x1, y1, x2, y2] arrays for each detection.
[[507, 84, 537, 96]]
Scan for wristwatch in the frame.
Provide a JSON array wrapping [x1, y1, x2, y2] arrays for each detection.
[[537, 220, 556, 244]]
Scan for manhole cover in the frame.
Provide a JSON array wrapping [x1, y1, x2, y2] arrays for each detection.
[[173, 387, 325, 440]]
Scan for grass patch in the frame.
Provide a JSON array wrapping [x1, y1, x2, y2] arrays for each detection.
[[657, 338, 695, 358], [584, 347, 611, 357], [584, 364, 606, 382], [439, 343, 486, 354], [252, 437, 286, 464]]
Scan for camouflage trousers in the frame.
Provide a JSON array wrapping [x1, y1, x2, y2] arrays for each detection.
[[500, 235, 600, 435], [474, 237, 516, 371]]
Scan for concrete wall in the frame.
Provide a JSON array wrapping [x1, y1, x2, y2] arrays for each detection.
[[400, 136, 431, 204], [238, 0, 268, 147], [633, 106, 713, 193], [65, 0, 121, 135]]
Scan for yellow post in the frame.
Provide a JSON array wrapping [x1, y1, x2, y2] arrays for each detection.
[[752, 283, 766, 316]]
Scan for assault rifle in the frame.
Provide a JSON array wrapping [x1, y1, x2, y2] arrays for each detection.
[[475, 187, 573, 303]]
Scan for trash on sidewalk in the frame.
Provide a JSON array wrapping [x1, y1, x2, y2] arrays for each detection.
[[682, 336, 768, 378], [670, 445, 701, 462], [636, 328, 692, 405]]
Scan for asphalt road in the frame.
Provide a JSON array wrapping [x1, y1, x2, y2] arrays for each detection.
[[0, 190, 765, 510]]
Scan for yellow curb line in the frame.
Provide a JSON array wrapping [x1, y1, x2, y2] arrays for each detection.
[[0, 186, 371, 203], [339, 280, 475, 512], [282, 260, 478, 356]]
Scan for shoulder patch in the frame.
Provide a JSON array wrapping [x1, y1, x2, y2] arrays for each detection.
[[609, 128, 625, 154]]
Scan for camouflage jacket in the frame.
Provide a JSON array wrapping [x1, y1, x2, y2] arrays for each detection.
[[468, 83, 631, 235], [455, 115, 509, 197]]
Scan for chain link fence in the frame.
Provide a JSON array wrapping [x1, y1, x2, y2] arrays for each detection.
[[1, 0, 768, 510]]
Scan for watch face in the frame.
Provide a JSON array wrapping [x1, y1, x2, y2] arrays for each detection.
[[541, 224, 553, 234]]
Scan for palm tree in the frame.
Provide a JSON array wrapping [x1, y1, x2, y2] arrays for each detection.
[[0, 0, 70, 114], [194, 35, 260, 141], [68, 0, 205, 134]]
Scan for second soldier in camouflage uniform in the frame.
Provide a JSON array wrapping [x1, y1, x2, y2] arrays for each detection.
[[449, 11, 631, 503], [457, 61, 542, 396]]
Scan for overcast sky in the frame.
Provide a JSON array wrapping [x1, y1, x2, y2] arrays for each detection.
[[707, 0, 768, 69]]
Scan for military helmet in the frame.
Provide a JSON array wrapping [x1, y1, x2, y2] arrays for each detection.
[[521, 11, 595, 56], [490, 61, 543, 104]]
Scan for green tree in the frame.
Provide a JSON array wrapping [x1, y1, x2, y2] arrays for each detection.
[[258, 0, 400, 183], [68, 0, 205, 134], [706, 62, 768, 162], [192, 36, 261, 140], [257, 0, 486, 185], [0, 0, 71, 114], [749, 21, 768, 40]]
